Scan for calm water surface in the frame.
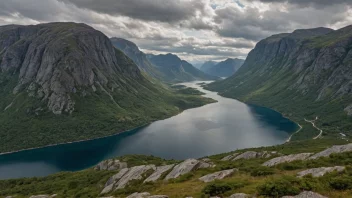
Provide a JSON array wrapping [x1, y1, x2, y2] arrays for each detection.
[[0, 81, 298, 179]]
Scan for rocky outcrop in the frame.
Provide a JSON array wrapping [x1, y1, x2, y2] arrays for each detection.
[[263, 153, 312, 167], [144, 164, 174, 183], [308, 143, 352, 160], [101, 168, 129, 194], [282, 191, 328, 198], [115, 165, 156, 189], [94, 159, 127, 171], [126, 192, 168, 198], [297, 166, 345, 177], [198, 159, 216, 168], [164, 159, 200, 180], [29, 195, 57, 198], [229, 193, 255, 198], [221, 153, 239, 161], [199, 169, 237, 182], [232, 151, 272, 161]]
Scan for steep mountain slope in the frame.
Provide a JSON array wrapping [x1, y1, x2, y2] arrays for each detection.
[[200, 61, 217, 72], [110, 38, 167, 81], [148, 53, 219, 82], [206, 26, 352, 140], [0, 22, 214, 153], [205, 58, 244, 77]]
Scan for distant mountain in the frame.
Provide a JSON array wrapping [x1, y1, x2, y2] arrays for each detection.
[[200, 61, 217, 72], [111, 38, 217, 83], [205, 58, 244, 77], [206, 26, 352, 140], [148, 53, 219, 82], [0, 22, 213, 153]]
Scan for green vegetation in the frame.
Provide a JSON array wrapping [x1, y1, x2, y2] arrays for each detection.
[[1, 139, 352, 198]]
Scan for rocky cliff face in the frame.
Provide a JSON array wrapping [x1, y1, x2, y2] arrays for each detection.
[[200, 61, 217, 72], [206, 26, 352, 137], [0, 23, 141, 114], [205, 58, 244, 77]]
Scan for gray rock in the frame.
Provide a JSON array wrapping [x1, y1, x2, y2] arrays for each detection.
[[308, 143, 352, 160], [263, 153, 313, 167], [144, 164, 174, 183], [147, 196, 168, 198], [221, 153, 239, 161], [297, 166, 345, 177], [232, 151, 272, 161], [201, 158, 212, 163], [101, 168, 129, 194], [199, 169, 237, 182], [281, 191, 328, 198], [229, 193, 255, 198], [115, 165, 156, 189], [29, 195, 57, 198], [95, 159, 128, 171], [198, 160, 215, 169], [344, 104, 352, 116], [126, 192, 151, 198], [164, 159, 200, 180]]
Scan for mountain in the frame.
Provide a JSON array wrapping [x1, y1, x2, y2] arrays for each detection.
[[200, 61, 217, 72], [110, 38, 166, 81], [111, 38, 218, 83], [148, 53, 219, 82], [205, 58, 244, 77], [0, 22, 214, 153], [206, 26, 352, 140]]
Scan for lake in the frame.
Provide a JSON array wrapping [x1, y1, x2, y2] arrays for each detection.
[[0, 81, 298, 179]]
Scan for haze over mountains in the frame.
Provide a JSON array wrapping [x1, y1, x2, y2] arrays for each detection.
[[207, 26, 352, 140], [201, 58, 244, 77], [111, 38, 218, 83]]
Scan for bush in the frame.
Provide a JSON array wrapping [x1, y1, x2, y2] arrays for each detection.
[[202, 181, 246, 196], [250, 166, 275, 176], [257, 176, 301, 197], [329, 176, 352, 190]]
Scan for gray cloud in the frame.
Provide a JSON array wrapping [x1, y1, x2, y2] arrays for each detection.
[[257, 0, 351, 8], [61, 0, 210, 23]]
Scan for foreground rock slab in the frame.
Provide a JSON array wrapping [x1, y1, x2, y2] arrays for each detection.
[[199, 169, 237, 182], [126, 192, 168, 198], [282, 191, 328, 198], [165, 159, 200, 180], [262, 153, 312, 167], [297, 166, 345, 177], [309, 143, 352, 160], [144, 164, 174, 183], [232, 151, 272, 161], [115, 165, 156, 189], [229, 193, 256, 198], [95, 159, 128, 171], [101, 168, 129, 194]]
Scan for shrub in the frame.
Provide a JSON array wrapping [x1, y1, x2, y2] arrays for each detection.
[[329, 176, 352, 190], [202, 181, 246, 196], [250, 166, 275, 176], [257, 176, 301, 197]]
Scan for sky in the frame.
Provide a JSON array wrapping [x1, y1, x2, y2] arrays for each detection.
[[0, 0, 352, 64]]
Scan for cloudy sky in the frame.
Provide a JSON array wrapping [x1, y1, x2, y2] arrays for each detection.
[[0, 0, 352, 64]]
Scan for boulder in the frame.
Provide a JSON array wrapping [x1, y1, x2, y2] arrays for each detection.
[[308, 143, 352, 160], [101, 168, 129, 194], [232, 151, 272, 161], [144, 164, 175, 183], [221, 153, 239, 161], [115, 165, 156, 189], [297, 166, 345, 177], [29, 195, 57, 198], [95, 159, 128, 171], [281, 191, 328, 198], [262, 153, 313, 167], [199, 169, 237, 182], [164, 159, 200, 180], [198, 160, 216, 168], [229, 193, 255, 198]]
